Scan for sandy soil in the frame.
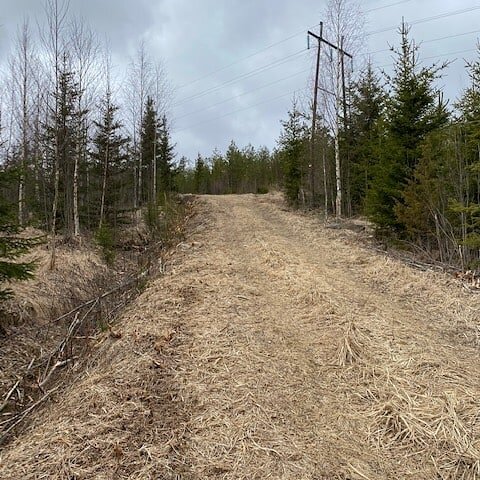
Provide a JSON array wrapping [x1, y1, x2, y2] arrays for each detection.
[[0, 193, 478, 479]]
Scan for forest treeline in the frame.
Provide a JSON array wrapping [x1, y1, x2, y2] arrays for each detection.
[[175, 21, 480, 271], [291, 21, 480, 270], [0, 1, 177, 294], [3, 0, 480, 298]]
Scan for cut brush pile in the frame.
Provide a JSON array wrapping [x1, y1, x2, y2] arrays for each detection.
[[0, 193, 479, 479]]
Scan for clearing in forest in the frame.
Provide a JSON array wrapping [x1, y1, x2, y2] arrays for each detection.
[[0, 193, 479, 479]]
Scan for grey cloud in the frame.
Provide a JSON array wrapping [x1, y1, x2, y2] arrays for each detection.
[[2, 0, 480, 161]]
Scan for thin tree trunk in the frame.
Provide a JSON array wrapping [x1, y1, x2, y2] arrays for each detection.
[[152, 117, 157, 205], [33, 95, 41, 209], [99, 142, 109, 229], [322, 143, 328, 221], [50, 143, 59, 270], [49, 0, 61, 270], [334, 45, 342, 217], [72, 97, 81, 237], [19, 21, 29, 227], [73, 150, 80, 236], [138, 151, 143, 206]]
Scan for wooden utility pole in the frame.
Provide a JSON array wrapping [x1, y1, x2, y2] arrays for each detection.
[[340, 35, 352, 216], [308, 22, 323, 207], [307, 26, 352, 218]]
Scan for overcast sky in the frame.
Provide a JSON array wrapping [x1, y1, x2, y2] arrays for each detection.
[[1, 0, 480, 162]]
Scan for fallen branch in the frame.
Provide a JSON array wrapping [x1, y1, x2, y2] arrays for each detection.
[[0, 386, 60, 446], [0, 358, 35, 413], [38, 359, 73, 389]]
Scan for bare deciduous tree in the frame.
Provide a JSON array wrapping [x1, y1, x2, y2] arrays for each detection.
[[41, 0, 70, 268], [70, 17, 100, 237], [124, 41, 154, 208], [320, 0, 364, 217]]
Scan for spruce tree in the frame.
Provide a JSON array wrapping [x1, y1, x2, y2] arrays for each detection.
[[365, 22, 448, 232], [225, 141, 245, 193], [439, 46, 480, 261], [0, 169, 37, 301], [209, 149, 227, 194], [91, 91, 129, 230], [278, 100, 307, 207], [194, 154, 210, 194], [157, 114, 175, 193], [348, 62, 385, 213], [140, 96, 157, 206], [44, 62, 87, 237]]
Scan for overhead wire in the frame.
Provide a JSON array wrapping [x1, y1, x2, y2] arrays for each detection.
[[176, 6, 480, 107], [375, 47, 478, 69], [176, 30, 308, 90], [365, 29, 480, 57], [366, 0, 411, 13], [173, 3, 480, 137], [175, 67, 311, 121], [367, 6, 480, 36], [175, 87, 309, 133], [173, 48, 309, 107], [175, 0, 415, 90]]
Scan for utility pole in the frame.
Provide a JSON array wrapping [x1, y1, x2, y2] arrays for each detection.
[[340, 36, 348, 126], [308, 26, 352, 218], [340, 35, 352, 216], [308, 22, 323, 208]]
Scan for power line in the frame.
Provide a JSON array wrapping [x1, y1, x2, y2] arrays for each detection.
[[366, 0, 411, 13], [174, 87, 308, 134], [187, 40, 477, 132], [175, 0, 414, 91], [175, 6, 479, 107], [175, 68, 311, 121], [375, 47, 477, 69], [365, 29, 480, 56], [173, 3, 480, 139], [367, 6, 480, 36], [176, 31, 308, 90], [174, 48, 308, 107]]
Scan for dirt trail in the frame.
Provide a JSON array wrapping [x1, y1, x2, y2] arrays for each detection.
[[0, 194, 479, 479]]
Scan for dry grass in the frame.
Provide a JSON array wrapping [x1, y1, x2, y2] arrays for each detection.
[[335, 320, 371, 366], [370, 389, 479, 478], [0, 240, 120, 402], [0, 193, 478, 479], [2, 241, 111, 326]]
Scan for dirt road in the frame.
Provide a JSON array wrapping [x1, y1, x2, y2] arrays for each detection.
[[0, 194, 479, 479]]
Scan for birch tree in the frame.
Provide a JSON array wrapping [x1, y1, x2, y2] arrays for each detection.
[[69, 18, 100, 237], [321, 0, 364, 217], [125, 41, 153, 209], [10, 20, 34, 226], [41, 0, 70, 268]]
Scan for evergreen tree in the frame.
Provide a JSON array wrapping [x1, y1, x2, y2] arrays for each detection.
[[225, 141, 244, 193], [44, 61, 87, 237], [140, 96, 157, 206], [455, 45, 480, 129], [0, 169, 37, 301], [174, 156, 194, 193], [365, 22, 448, 231], [209, 149, 228, 194], [194, 154, 210, 194], [348, 62, 385, 213], [90, 91, 129, 230], [439, 47, 480, 263], [157, 114, 175, 193], [278, 100, 308, 206]]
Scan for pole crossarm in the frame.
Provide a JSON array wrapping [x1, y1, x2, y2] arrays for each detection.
[[307, 31, 353, 58]]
